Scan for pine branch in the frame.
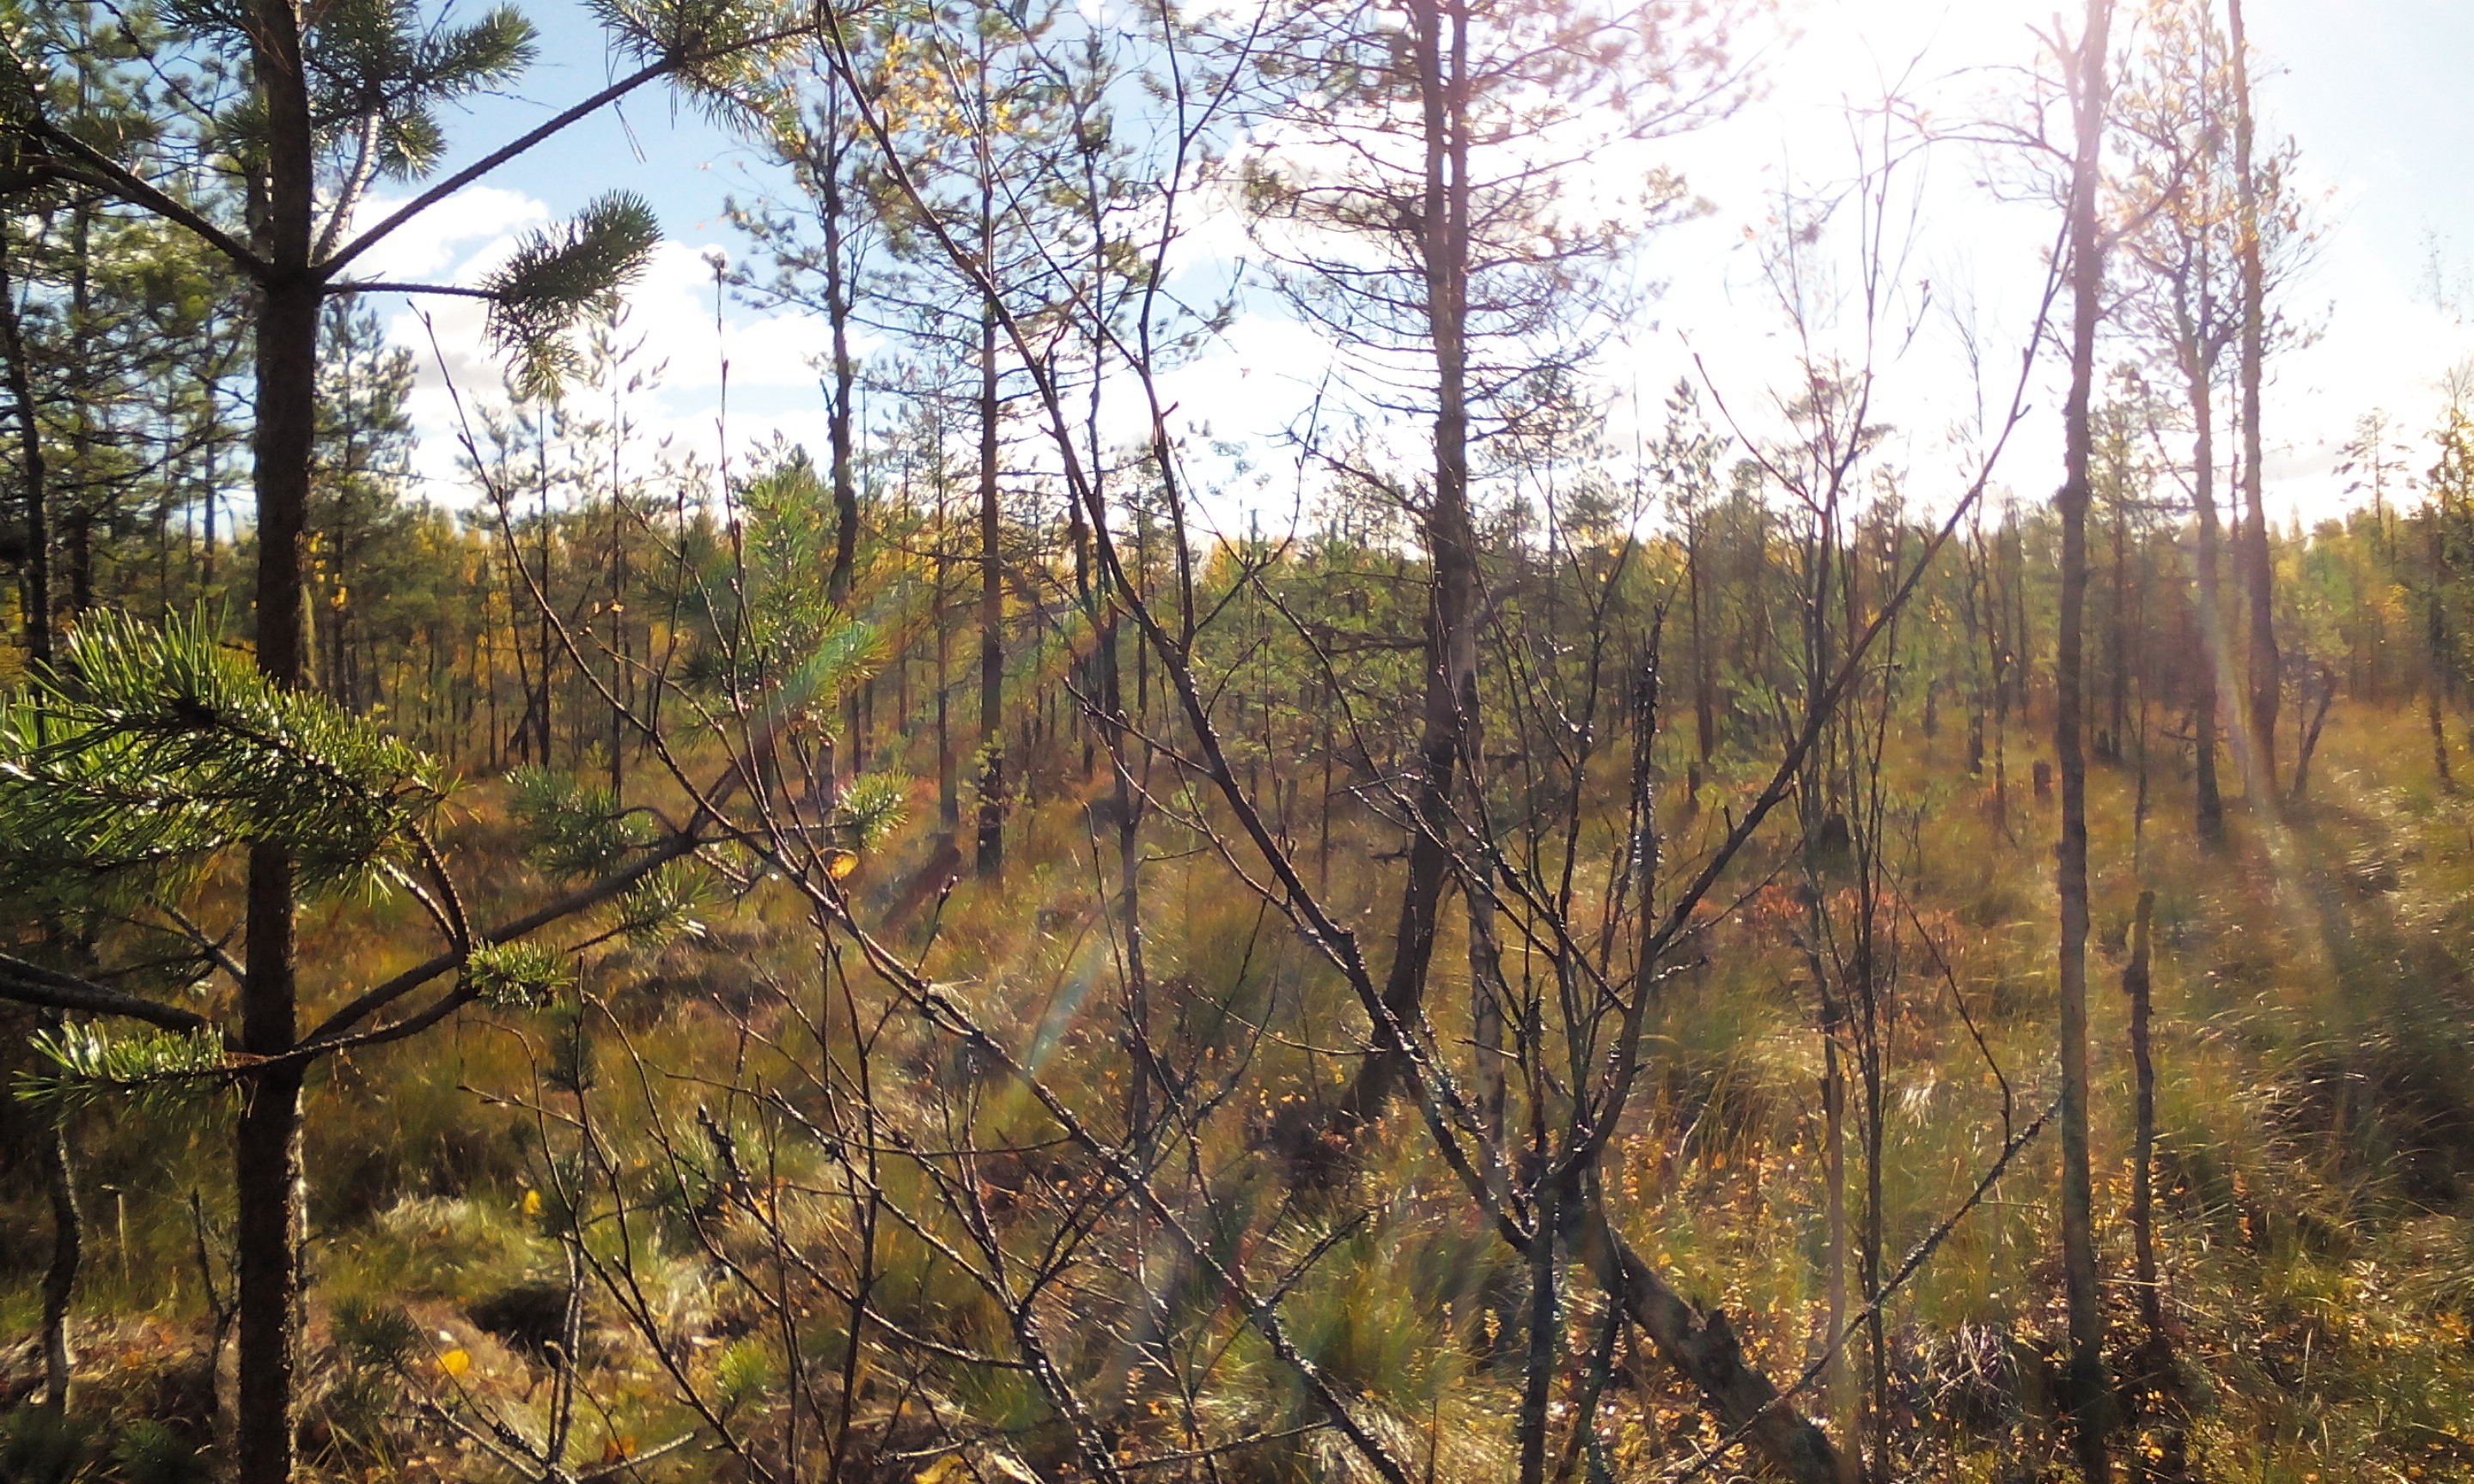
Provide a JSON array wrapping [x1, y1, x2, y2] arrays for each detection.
[[320, 58, 679, 277], [299, 826, 705, 1046], [482, 191, 661, 396], [0, 952, 205, 1031], [326, 280, 501, 300], [15, 119, 267, 276]]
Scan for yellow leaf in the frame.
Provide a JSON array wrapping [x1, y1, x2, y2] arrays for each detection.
[[827, 850, 860, 880], [522, 1189, 543, 1215], [915, 1457, 963, 1484], [437, 1348, 472, 1378]]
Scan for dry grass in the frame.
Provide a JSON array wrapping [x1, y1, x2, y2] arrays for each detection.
[[9, 702, 2474, 1481]]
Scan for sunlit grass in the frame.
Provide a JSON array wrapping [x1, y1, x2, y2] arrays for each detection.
[[14, 696, 2474, 1478]]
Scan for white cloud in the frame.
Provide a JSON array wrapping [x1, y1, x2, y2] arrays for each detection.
[[345, 186, 550, 283], [363, 190, 839, 499]]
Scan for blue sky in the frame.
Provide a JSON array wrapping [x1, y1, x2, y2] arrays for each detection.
[[362, 0, 2474, 524]]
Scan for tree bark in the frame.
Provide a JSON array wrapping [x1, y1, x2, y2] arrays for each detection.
[[1581, 1203, 1842, 1484], [64, 201, 94, 621], [2228, 0, 2279, 802], [0, 235, 49, 667], [2124, 891, 2161, 1335], [2057, 4, 2116, 1479], [976, 293, 1004, 877], [239, 0, 319, 1473], [2187, 365, 2226, 842], [1344, 0, 1481, 1128], [39, 1019, 80, 1414], [821, 108, 860, 614]]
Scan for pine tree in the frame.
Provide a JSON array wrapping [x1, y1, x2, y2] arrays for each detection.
[[2, 0, 807, 1473]]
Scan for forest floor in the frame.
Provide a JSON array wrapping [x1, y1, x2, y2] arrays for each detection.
[[10, 700, 2474, 1482]]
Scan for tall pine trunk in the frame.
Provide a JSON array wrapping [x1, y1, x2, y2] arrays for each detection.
[[2057, 4, 2115, 1477], [238, 0, 319, 1474], [1344, 0, 1480, 1127]]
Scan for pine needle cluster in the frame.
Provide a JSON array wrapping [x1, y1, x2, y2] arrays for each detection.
[[0, 611, 448, 909]]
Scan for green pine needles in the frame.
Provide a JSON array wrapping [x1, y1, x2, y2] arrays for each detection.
[[508, 763, 654, 879], [0, 611, 448, 909], [18, 1020, 229, 1114], [460, 940, 576, 1008], [485, 191, 662, 397], [308, 0, 539, 178]]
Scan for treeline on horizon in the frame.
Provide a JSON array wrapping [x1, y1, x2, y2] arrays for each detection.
[[11, 1, 2474, 1483], [9, 327, 2474, 826]]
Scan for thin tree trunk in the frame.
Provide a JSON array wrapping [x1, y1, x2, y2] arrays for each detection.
[[1963, 537, 1987, 776], [2290, 666, 2333, 802], [39, 1014, 80, 1414], [2057, 5, 2115, 1478], [238, 0, 319, 1475], [821, 111, 860, 613], [607, 423, 627, 795], [977, 294, 1004, 877], [2430, 520, 2456, 794], [0, 237, 49, 667], [2229, 0, 2279, 800], [1990, 532, 2013, 825], [65, 201, 94, 620], [535, 413, 557, 768], [1690, 518, 1715, 763], [202, 382, 220, 599], [1344, 0, 1481, 1127], [1821, 1022, 1855, 1480], [939, 541, 959, 831], [1468, 868, 1508, 1153], [2124, 890, 2160, 1335], [1104, 623, 1154, 1145], [237, 344, 314, 1475], [2109, 463, 2130, 758], [2189, 366, 2227, 842], [1516, 1168, 1560, 1484], [1800, 511, 1859, 1484]]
